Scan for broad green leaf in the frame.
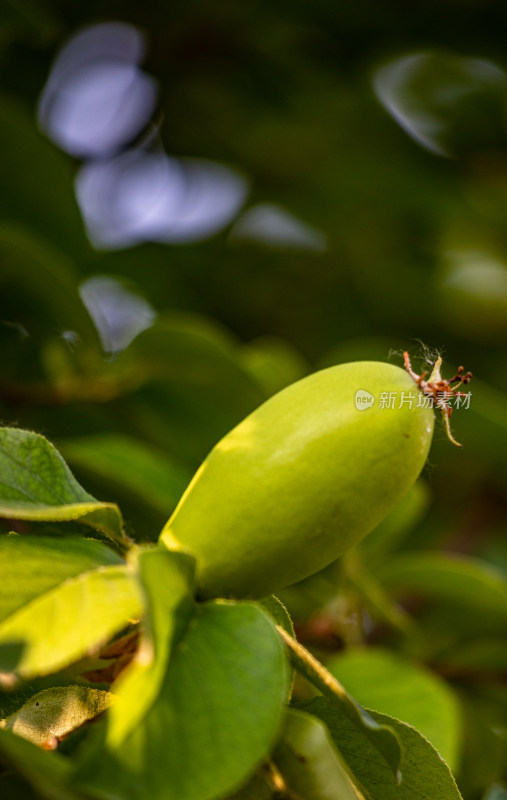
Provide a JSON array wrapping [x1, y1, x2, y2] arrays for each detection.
[[0, 565, 143, 680], [106, 547, 195, 746], [0, 728, 78, 800], [277, 627, 402, 779], [274, 709, 366, 799], [0, 535, 123, 623], [1, 686, 113, 748], [0, 428, 126, 546], [60, 434, 191, 517], [327, 647, 462, 770], [76, 602, 289, 800], [302, 697, 463, 800]]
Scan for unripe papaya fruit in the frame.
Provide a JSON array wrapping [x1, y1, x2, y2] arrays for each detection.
[[161, 361, 434, 599]]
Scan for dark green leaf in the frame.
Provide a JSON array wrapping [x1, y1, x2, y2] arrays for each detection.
[[326, 647, 461, 769], [301, 697, 463, 800], [0, 729, 77, 800]]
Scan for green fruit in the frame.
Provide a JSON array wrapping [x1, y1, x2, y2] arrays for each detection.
[[161, 361, 434, 599]]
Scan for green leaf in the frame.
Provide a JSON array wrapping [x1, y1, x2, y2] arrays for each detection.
[[0, 562, 143, 680], [1, 686, 113, 748], [0, 95, 89, 258], [378, 553, 507, 618], [239, 335, 309, 395], [274, 708, 366, 799], [326, 647, 462, 770], [0, 428, 126, 547], [357, 481, 430, 564], [116, 313, 267, 463], [302, 697, 463, 800], [377, 553, 507, 646], [0, 535, 123, 623], [277, 627, 402, 780], [76, 601, 289, 800], [0, 728, 77, 800], [106, 547, 195, 746], [59, 434, 191, 517]]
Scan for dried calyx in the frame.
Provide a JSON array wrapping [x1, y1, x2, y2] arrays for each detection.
[[403, 351, 472, 447]]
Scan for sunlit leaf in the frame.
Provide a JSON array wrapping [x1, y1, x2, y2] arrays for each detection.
[[1, 686, 113, 748], [0, 535, 123, 624], [0, 562, 143, 680], [106, 547, 195, 746]]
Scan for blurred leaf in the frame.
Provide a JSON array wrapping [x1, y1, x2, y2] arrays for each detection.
[[357, 481, 431, 564], [116, 313, 267, 463], [106, 547, 195, 746], [374, 52, 507, 158], [1, 686, 113, 748], [76, 602, 289, 800], [239, 335, 309, 395], [302, 697, 463, 800], [224, 769, 274, 800], [0, 771, 42, 800], [274, 708, 366, 799], [0, 534, 123, 623], [457, 687, 507, 798], [483, 784, 507, 800], [378, 553, 507, 638], [0, 428, 126, 547], [0, 223, 100, 382], [59, 434, 191, 518], [326, 647, 462, 770], [0, 558, 143, 680], [0, 728, 77, 800], [0, 94, 88, 257]]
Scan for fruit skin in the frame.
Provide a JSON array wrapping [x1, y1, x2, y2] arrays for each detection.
[[161, 361, 434, 599]]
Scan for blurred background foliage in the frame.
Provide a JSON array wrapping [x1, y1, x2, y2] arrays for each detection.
[[1, 1, 507, 797]]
